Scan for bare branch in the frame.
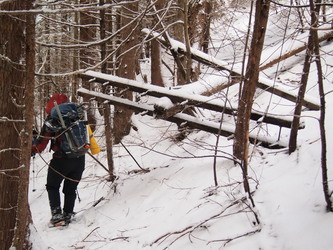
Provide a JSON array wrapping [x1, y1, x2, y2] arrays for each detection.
[[269, 1, 333, 8], [0, 165, 25, 173], [151, 196, 259, 248], [0, 117, 25, 123], [207, 229, 261, 246], [0, 2, 139, 16], [0, 148, 21, 154]]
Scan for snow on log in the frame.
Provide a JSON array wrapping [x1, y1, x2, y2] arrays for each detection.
[[153, 97, 188, 119], [77, 87, 287, 149], [142, 28, 320, 111], [80, 70, 300, 129], [259, 30, 333, 71]]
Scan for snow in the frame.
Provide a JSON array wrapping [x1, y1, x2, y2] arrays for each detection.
[[154, 96, 174, 110], [29, 2, 333, 250], [142, 28, 320, 110]]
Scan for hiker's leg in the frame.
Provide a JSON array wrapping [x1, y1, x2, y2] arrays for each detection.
[[62, 156, 85, 213], [46, 158, 65, 210]]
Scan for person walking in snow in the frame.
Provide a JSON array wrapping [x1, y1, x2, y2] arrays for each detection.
[[31, 93, 100, 227]]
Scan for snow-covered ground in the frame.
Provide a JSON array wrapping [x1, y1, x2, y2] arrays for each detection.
[[29, 2, 333, 249]]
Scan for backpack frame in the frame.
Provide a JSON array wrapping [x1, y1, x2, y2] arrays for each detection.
[[48, 102, 90, 158]]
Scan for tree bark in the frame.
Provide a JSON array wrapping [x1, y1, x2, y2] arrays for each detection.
[[288, 5, 317, 154], [187, 0, 213, 81], [183, 0, 192, 84], [151, 0, 165, 87], [80, 0, 97, 128], [72, 0, 80, 102], [100, 0, 115, 180], [0, 0, 33, 248], [12, 1, 35, 248], [233, 0, 270, 160], [233, 0, 270, 213], [114, 0, 138, 144], [309, 0, 332, 211], [200, 1, 213, 54], [173, 0, 187, 85]]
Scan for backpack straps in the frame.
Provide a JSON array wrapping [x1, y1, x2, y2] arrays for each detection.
[[53, 101, 76, 152]]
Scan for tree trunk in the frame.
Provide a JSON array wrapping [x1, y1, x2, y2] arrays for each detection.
[[183, 0, 192, 84], [309, 0, 332, 211], [233, 0, 270, 213], [80, 0, 97, 128], [151, 39, 164, 86], [72, 0, 80, 102], [174, 0, 187, 85], [233, 0, 270, 160], [187, 0, 213, 81], [0, 0, 34, 248], [151, 0, 165, 87], [12, 1, 35, 248], [100, 0, 115, 180], [288, 5, 316, 154], [114, 0, 138, 144], [200, 1, 213, 54]]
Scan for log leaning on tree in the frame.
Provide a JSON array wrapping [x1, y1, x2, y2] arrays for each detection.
[[77, 87, 287, 149], [80, 70, 300, 129], [142, 28, 322, 111]]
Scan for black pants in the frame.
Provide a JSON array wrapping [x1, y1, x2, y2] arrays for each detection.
[[46, 155, 85, 214]]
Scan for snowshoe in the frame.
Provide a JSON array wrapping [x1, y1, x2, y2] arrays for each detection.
[[63, 212, 75, 225], [48, 214, 66, 227], [49, 206, 66, 228]]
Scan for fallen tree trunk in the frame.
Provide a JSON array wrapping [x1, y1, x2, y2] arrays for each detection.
[[78, 88, 287, 149], [80, 70, 300, 129], [259, 30, 333, 71], [142, 28, 321, 110]]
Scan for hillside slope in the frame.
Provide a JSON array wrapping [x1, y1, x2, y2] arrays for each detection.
[[29, 2, 333, 249]]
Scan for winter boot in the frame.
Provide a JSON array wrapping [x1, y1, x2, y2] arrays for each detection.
[[63, 211, 75, 225], [49, 206, 65, 227]]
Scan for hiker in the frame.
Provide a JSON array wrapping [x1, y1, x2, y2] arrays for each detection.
[[31, 93, 100, 227]]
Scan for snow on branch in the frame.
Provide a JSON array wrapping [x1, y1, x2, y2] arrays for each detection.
[[0, 2, 136, 15], [0, 117, 25, 123], [77, 87, 288, 149], [80, 71, 298, 129], [0, 165, 24, 173]]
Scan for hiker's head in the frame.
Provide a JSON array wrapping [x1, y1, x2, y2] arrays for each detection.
[[45, 93, 69, 115]]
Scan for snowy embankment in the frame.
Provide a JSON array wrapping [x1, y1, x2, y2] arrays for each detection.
[[29, 99, 333, 249]]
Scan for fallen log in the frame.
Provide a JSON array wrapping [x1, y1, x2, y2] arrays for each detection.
[[260, 30, 333, 70], [80, 70, 300, 129], [142, 28, 320, 110], [77, 88, 287, 149]]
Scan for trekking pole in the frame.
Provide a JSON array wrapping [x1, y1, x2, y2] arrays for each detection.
[[31, 128, 38, 192], [87, 152, 117, 182], [32, 156, 36, 192], [87, 151, 109, 173], [120, 141, 149, 172]]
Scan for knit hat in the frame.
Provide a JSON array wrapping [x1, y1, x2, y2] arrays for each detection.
[[45, 93, 69, 115]]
